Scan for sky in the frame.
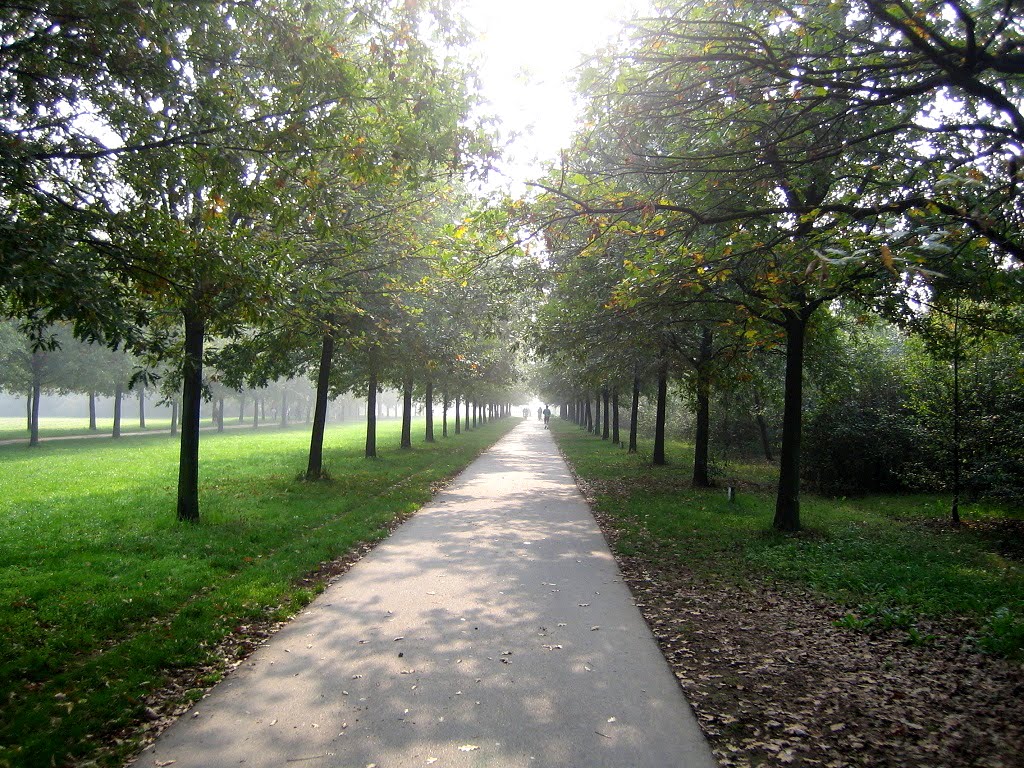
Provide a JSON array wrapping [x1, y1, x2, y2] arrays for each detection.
[[458, 0, 645, 194]]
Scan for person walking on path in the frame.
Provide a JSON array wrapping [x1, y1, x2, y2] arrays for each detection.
[[133, 420, 716, 768], [543, 405, 551, 428]]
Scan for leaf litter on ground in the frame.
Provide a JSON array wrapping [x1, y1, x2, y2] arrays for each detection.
[[586, 505, 1024, 768]]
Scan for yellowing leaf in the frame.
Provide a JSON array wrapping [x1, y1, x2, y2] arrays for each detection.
[[880, 244, 898, 275]]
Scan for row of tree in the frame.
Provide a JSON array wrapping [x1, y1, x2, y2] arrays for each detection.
[[529, 0, 1024, 531], [0, 0, 534, 521], [0, 321, 402, 441]]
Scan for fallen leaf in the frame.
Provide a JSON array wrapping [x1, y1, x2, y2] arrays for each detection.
[[458, 744, 479, 752]]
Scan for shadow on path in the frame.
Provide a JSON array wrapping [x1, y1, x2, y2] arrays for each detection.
[[130, 421, 717, 768]]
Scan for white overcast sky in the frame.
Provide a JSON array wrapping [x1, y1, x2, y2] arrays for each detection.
[[458, 0, 645, 194]]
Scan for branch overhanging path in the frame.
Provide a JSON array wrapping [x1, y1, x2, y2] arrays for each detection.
[[131, 420, 716, 767]]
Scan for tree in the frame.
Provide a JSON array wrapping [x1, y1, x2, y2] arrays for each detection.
[[536, 0, 1024, 530], [1, 0, 497, 521]]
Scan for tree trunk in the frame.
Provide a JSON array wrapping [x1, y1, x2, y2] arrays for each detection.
[[629, 376, 640, 453], [113, 383, 123, 439], [773, 310, 808, 532], [138, 387, 146, 428], [592, 391, 600, 434], [306, 332, 334, 480], [253, 396, 260, 429], [281, 389, 288, 427], [425, 379, 435, 443], [365, 364, 378, 458], [653, 359, 668, 466], [401, 375, 413, 449], [585, 398, 593, 433], [239, 394, 246, 422], [176, 315, 204, 523], [29, 376, 41, 447], [455, 394, 461, 434], [217, 397, 225, 432], [612, 389, 620, 444], [950, 299, 963, 527], [602, 387, 610, 440], [442, 390, 449, 438], [89, 391, 97, 431], [693, 373, 711, 486]]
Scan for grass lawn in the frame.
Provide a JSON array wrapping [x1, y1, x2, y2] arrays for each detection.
[[0, 416, 516, 768], [0, 416, 181, 441], [552, 420, 1024, 655]]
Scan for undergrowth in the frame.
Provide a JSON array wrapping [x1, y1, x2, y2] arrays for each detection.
[[552, 421, 1024, 658]]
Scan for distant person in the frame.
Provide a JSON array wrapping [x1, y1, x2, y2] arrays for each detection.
[[543, 406, 551, 428], [523, 407, 529, 419], [537, 407, 543, 421]]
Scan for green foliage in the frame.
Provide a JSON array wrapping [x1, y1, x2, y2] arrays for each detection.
[[977, 607, 1024, 658], [552, 421, 1024, 658], [900, 313, 1024, 505], [801, 319, 920, 495], [0, 417, 516, 767]]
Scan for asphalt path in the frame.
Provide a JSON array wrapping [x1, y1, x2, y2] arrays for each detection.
[[131, 419, 716, 768]]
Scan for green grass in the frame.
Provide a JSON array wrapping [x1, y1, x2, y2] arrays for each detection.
[[0, 417, 516, 768], [553, 421, 1024, 656], [0, 416, 182, 441]]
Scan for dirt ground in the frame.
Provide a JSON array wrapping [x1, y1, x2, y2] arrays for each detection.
[[590, 507, 1024, 768]]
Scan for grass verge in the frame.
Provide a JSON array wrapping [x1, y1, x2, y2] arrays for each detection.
[[0, 417, 182, 441], [551, 421, 1024, 656], [0, 417, 516, 768]]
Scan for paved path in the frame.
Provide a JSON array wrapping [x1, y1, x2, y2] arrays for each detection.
[[131, 420, 716, 768]]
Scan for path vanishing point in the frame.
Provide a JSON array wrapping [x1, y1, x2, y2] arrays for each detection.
[[131, 420, 717, 768]]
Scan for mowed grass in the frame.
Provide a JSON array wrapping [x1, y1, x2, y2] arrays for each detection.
[[552, 421, 1024, 655], [0, 416, 178, 441], [0, 417, 517, 768]]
